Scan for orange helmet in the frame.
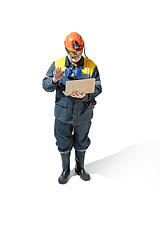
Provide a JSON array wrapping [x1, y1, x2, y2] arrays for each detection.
[[64, 32, 84, 52]]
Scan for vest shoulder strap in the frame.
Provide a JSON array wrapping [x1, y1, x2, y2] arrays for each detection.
[[82, 57, 96, 76], [55, 57, 66, 71]]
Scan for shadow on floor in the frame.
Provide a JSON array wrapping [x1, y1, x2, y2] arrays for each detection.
[[85, 142, 160, 188]]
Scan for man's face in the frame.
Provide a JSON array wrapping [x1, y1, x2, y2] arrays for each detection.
[[66, 49, 83, 63]]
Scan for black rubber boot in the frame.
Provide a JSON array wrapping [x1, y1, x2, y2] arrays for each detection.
[[58, 151, 71, 184], [75, 150, 90, 181]]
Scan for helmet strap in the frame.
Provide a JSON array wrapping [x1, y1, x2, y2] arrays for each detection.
[[84, 46, 88, 58]]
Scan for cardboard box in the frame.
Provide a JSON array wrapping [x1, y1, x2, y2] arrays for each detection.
[[65, 78, 95, 96]]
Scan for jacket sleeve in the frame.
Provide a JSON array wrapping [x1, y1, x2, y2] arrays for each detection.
[[42, 61, 57, 92], [82, 65, 102, 102]]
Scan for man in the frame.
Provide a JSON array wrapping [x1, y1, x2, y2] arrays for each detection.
[[42, 32, 102, 184]]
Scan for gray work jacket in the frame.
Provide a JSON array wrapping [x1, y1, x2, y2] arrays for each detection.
[[42, 56, 102, 125]]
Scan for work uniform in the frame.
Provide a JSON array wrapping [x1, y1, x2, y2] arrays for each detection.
[[42, 56, 102, 152]]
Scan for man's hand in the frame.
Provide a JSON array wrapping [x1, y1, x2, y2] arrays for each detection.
[[70, 91, 86, 99], [53, 67, 64, 83]]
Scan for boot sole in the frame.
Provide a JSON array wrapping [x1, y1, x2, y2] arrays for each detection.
[[58, 177, 69, 184], [58, 174, 70, 184], [75, 168, 90, 181]]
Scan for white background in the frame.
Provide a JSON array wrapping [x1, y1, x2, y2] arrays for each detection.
[[0, 0, 160, 239]]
